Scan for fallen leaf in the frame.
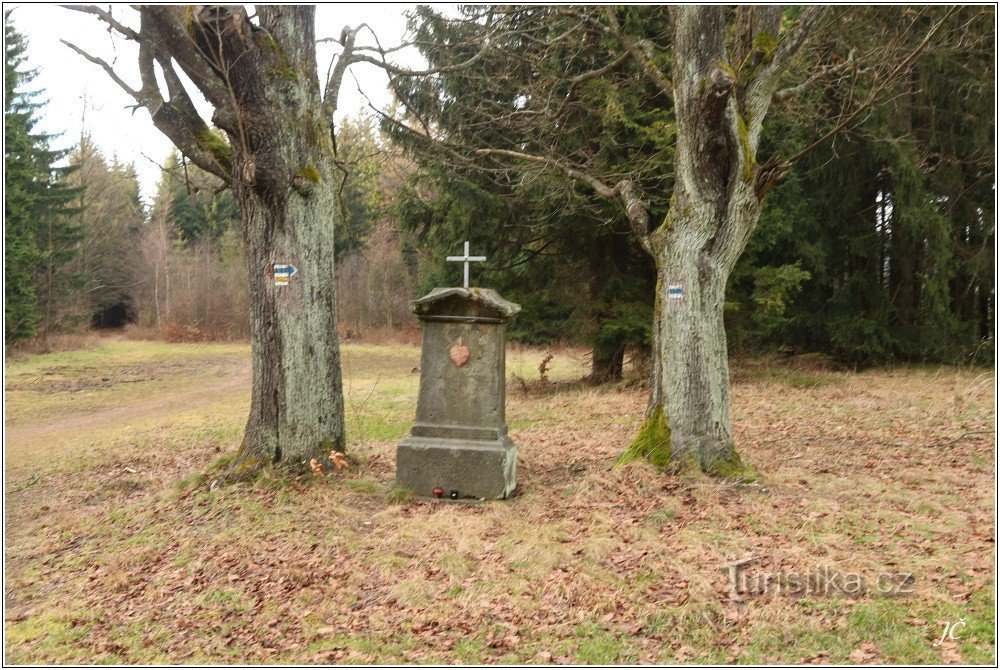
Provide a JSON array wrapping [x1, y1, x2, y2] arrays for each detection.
[[938, 639, 963, 664], [848, 643, 878, 663]]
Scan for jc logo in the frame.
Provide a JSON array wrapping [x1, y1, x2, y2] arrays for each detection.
[[934, 619, 966, 647]]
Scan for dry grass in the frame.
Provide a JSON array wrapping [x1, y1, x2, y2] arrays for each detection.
[[4, 330, 106, 359], [3, 339, 995, 664]]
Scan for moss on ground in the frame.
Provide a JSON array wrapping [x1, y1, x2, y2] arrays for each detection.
[[705, 449, 757, 482]]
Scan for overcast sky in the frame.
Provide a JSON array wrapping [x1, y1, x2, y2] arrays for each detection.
[[7, 4, 427, 203]]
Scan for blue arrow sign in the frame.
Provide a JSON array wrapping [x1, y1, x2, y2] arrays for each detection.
[[273, 264, 297, 276]]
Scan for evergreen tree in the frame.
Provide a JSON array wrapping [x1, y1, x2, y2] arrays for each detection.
[[151, 151, 238, 247], [724, 6, 995, 365], [4, 11, 78, 341], [67, 136, 145, 325], [390, 6, 659, 381]]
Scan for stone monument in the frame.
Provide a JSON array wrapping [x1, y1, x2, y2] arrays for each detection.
[[396, 242, 521, 500]]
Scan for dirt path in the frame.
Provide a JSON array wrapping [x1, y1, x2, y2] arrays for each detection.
[[5, 362, 251, 446]]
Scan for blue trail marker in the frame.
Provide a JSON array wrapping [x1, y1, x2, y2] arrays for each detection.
[[273, 263, 298, 286]]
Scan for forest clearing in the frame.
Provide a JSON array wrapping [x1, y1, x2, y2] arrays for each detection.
[[4, 338, 994, 664], [4, 5, 995, 667]]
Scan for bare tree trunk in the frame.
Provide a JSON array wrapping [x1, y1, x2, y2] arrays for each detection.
[[164, 253, 171, 325], [221, 8, 346, 475], [153, 256, 160, 329], [624, 6, 785, 473], [645, 198, 757, 470], [234, 170, 345, 471]]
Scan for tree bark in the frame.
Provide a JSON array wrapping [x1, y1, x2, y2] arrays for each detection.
[[645, 198, 758, 470], [624, 6, 791, 473], [591, 342, 625, 384], [217, 7, 346, 475]]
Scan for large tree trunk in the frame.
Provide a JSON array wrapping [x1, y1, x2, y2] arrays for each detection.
[[639, 178, 763, 471], [623, 6, 784, 473], [233, 178, 346, 473], [647, 240, 732, 468], [212, 8, 345, 476], [67, 6, 357, 477]]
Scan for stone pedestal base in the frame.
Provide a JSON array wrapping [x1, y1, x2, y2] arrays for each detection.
[[396, 435, 516, 500]]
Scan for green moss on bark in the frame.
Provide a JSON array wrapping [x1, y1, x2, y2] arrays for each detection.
[[194, 128, 233, 172], [617, 408, 671, 469], [296, 164, 322, 184], [736, 115, 755, 183], [705, 450, 757, 482], [616, 410, 757, 480], [268, 64, 298, 82]]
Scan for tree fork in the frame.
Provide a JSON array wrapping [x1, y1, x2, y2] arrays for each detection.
[[65, 5, 348, 480]]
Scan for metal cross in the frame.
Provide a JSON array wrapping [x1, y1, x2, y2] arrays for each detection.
[[446, 241, 486, 289]]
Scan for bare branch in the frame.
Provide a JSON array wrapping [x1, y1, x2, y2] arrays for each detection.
[[347, 47, 489, 78], [603, 7, 673, 99], [325, 25, 358, 115], [744, 6, 828, 125], [615, 179, 653, 253], [62, 27, 232, 182], [346, 12, 497, 78], [60, 40, 140, 98], [472, 148, 618, 198], [141, 6, 237, 113], [761, 6, 829, 79], [773, 49, 856, 103], [470, 149, 653, 252], [776, 6, 958, 172], [61, 4, 139, 40]]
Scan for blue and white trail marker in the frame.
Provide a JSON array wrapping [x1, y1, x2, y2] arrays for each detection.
[[273, 263, 298, 286], [667, 283, 685, 300]]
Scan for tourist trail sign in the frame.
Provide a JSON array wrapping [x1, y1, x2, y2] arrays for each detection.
[[273, 263, 297, 286]]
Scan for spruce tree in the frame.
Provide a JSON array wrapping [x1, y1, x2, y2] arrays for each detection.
[[4, 11, 78, 341]]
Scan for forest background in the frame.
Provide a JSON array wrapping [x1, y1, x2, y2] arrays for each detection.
[[5, 6, 994, 382]]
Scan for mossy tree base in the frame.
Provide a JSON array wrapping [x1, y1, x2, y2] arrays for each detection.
[[616, 408, 672, 469], [617, 408, 757, 480], [704, 451, 758, 482]]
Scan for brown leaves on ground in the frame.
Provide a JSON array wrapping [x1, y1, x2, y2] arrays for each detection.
[[3, 344, 995, 664], [330, 451, 348, 470], [937, 639, 964, 664], [848, 642, 879, 663]]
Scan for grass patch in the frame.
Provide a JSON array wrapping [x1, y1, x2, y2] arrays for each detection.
[[387, 485, 413, 505], [4, 340, 994, 664], [573, 621, 626, 663]]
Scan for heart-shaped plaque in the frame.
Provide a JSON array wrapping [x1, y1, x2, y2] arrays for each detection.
[[449, 338, 470, 367]]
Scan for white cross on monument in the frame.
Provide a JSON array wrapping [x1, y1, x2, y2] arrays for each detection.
[[446, 241, 486, 289]]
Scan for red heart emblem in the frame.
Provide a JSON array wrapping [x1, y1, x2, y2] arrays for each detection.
[[449, 338, 470, 367]]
